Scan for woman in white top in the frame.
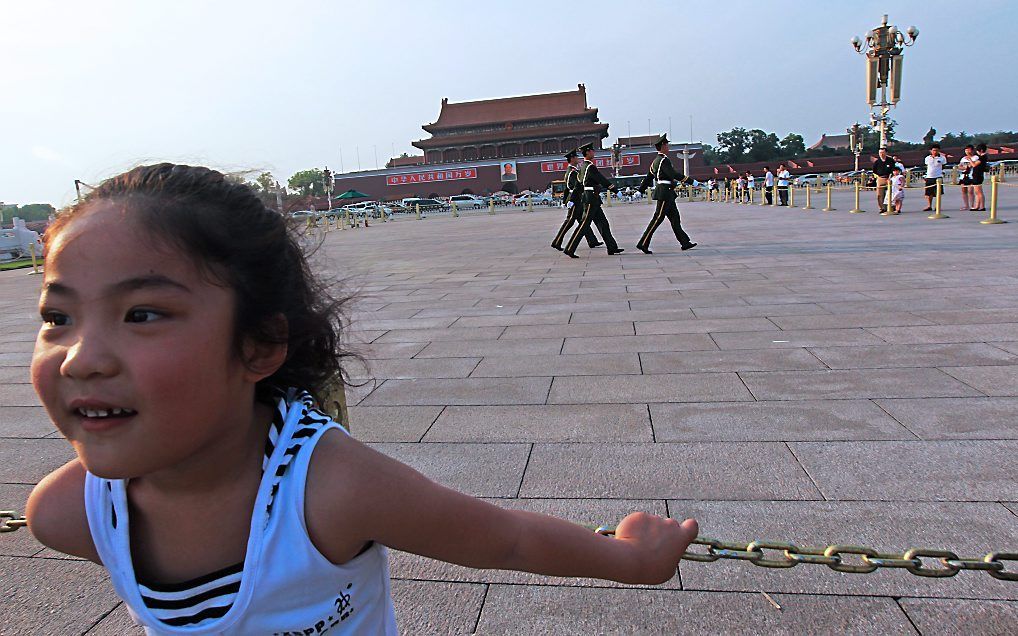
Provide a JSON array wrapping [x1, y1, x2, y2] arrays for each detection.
[[776, 164, 791, 205]]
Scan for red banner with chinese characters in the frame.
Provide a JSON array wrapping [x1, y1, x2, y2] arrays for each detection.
[[539, 155, 640, 173], [386, 168, 477, 186]]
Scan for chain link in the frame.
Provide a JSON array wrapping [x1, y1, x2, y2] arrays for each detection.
[[1, 511, 29, 534], [595, 528, 1016, 582]]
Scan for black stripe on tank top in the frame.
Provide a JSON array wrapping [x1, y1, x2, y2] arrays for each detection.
[[138, 561, 245, 593], [141, 581, 242, 610], [159, 605, 233, 627]]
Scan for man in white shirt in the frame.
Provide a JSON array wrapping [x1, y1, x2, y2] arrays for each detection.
[[746, 172, 756, 201], [776, 164, 791, 205], [763, 166, 774, 205], [923, 143, 947, 211]]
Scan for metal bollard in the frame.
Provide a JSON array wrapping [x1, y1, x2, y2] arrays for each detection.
[[28, 243, 41, 275], [883, 183, 895, 216], [527, 197, 534, 212], [980, 175, 1005, 224], [928, 178, 948, 219], [451, 201, 459, 217], [803, 184, 814, 210], [849, 181, 864, 213], [488, 199, 495, 215], [789, 185, 796, 207], [771, 184, 778, 207], [822, 183, 836, 211], [605, 190, 612, 207], [416, 203, 421, 220]]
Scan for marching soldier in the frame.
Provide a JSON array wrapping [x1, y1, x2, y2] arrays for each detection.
[[563, 143, 622, 258], [637, 134, 698, 254], [552, 149, 602, 251]]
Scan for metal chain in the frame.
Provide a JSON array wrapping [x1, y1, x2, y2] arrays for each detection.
[[594, 529, 1017, 582], [1, 510, 29, 533]]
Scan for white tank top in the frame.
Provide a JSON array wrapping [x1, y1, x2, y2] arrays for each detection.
[[84, 390, 398, 635]]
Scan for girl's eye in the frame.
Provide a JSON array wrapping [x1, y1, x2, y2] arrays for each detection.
[[125, 309, 163, 323], [41, 311, 70, 326]]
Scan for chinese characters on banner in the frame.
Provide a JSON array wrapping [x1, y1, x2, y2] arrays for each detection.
[[386, 168, 477, 186], [539, 155, 640, 173]]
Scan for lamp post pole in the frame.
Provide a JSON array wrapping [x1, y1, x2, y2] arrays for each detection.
[[851, 14, 919, 148]]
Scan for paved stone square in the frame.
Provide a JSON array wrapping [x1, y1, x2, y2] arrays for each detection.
[[3, 188, 1018, 634]]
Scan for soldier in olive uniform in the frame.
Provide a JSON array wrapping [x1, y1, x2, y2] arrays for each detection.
[[636, 134, 698, 254], [563, 143, 622, 258], [552, 149, 602, 251]]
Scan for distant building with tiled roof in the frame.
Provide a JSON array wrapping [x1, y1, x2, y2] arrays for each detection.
[[809, 133, 852, 150], [412, 84, 609, 164]]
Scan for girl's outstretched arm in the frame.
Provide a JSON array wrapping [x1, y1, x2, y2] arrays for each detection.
[[307, 432, 697, 585]]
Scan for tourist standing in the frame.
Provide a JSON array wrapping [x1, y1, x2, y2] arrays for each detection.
[[636, 134, 697, 254], [958, 145, 976, 211], [970, 143, 988, 211], [763, 166, 774, 204], [552, 149, 601, 251], [872, 147, 896, 212], [564, 143, 621, 257], [885, 166, 905, 215], [923, 143, 947, 211], [746, 171, 756, 202], [777, 164, 791, 205]]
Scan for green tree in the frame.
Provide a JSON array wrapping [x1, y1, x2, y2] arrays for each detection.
[[779, 133, 806, 157], [11, 203, 55, 221], [716, 127, 751, 163], [746, 130, 781, 162], [254, 171, 278, 193], [288, 168, 325, 197]]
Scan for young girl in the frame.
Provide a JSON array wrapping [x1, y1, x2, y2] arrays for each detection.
[[26, 164, 698, 634], [890, 166, 906, 215]]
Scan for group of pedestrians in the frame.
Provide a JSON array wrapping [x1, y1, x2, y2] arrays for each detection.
[[551, 135, 696, 258], [729, 165, 792, 205], [903, 143, 990, 213]]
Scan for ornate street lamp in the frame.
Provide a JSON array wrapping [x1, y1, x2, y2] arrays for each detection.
[[851, 14, 918, 148]]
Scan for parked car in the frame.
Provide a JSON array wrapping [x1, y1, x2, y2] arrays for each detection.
[[401, 198, 449, 212], [448, 194, 485, 209], [793, 173, 836, 187], [514, 193, 553, 206], [836, 170, 866, 184]]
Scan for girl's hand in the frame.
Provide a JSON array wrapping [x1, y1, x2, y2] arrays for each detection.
[[612, 512, 699, 584]]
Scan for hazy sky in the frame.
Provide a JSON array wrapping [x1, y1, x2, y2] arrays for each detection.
[[4, 0, 1016, 205]]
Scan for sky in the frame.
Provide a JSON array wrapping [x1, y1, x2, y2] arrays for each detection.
[[3, 0, 1017, 206]]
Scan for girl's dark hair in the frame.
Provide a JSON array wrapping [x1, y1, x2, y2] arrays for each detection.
[[45, 163, 354, 404]]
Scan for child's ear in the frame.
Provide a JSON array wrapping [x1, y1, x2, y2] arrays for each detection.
[[242, 315, 288, 382]]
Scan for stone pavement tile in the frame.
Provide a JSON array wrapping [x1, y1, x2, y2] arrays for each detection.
[[634, 317, 778, 335], [390, 581, 486, 636], [471, 353, 641, 378], [548, 373, 753, 404], [451, 312, 572, 327], [673, 501, 1018, 600], [359, 342, 428, 359], [874, 397, 1018, 440], [990, 341, 1018, 356], [84, 603, 145, 635], [500, 322, 634, 340], [354, 357, 481, 380], [712, 328, 886, 350], [561, 334, 717, 355], [368, 443, 529, 497], [941, 365, 1018, 396], [347, 406, 444, 442], [739, 291, 873, 305], [476, 586, 914, 635], [518, 300, 631, 315], [0, 366, 31, 383], [0, 484, 43, 557], [351, 316, 458, 331], [769, 312, 934, 330], [414, 305, 522, 318], [866, 323, 1018, 344], [0, 339, 34, 353], [348, 329, 386, 344], [0, 382, 41, 407], [389, 498, 677, 589], [1004, 502, 1018, 517], [424, 404, 651, 442], [630, 295, 750, 309], [810, 343, 1017, 369], [373, 326, 505, 343], [568, 307, 696, 324], [740, 368, 983, 400], [0, 556, 121, 635], [1, 406, 57, 438], [0, 438, 75, 484], [361, 377, 551, 406], [916, 308, 1018, 325], [789, 440, 1018, 501], [641, 349, 825, 374], [416, 338, 563, 358], [651, 400, 912, 442], [898, 598, 1018, 636], [691, 303, 831, 318], [520, 443, 820, 499]]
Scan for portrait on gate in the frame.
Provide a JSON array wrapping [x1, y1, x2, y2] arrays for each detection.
[[500, 160, 518, 182]]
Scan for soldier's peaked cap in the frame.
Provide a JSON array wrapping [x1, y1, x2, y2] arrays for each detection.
[[654, 134, 669, 149], [564, 149, 577, 160], [578, 142, 595, 154]]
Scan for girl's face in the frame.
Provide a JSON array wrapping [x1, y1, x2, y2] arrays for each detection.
[[31, 201, 258, 479]]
